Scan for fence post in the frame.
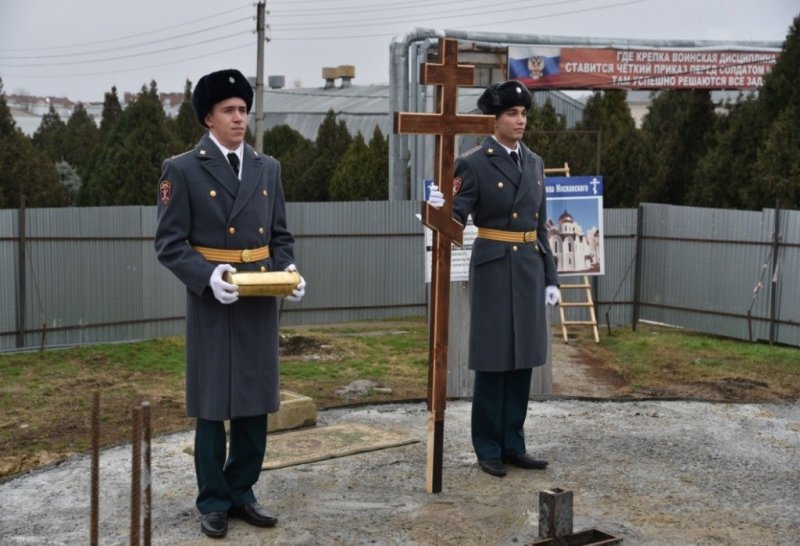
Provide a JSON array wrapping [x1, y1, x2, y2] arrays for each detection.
[[769, 200, 781, 345], [631, 204, 644, 331], [16, 195, 26, 348]]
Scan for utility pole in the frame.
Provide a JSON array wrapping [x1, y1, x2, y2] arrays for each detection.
[[255, 1, 266, 153]]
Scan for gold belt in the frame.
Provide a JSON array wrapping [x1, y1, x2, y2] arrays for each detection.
[[193, 245, 270, 263], [477, 227, 537, 244]]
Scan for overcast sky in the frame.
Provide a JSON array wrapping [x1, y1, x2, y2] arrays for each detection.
[[1, 0, 797, 102]]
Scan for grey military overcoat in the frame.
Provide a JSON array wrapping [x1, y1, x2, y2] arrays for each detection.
[[154, 134, 295, 421], [452, 136, 558, 372]]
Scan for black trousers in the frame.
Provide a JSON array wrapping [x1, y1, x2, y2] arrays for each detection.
[[471, 368, 532, 460], [194, 414, 267, 514]]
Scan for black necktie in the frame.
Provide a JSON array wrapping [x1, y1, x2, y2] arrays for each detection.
[[510, 150, 521, 171], [227, 152, 240, 177]]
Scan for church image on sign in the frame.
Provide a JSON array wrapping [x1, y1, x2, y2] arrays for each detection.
[[546, 208, 603, 275], [543, 176, 605, 277]]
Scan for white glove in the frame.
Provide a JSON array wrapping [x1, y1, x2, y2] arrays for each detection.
[[209, 264, 238, 304], [545, 285, 561, 306], [427, 185, 445, 209], [284, 264, 306, 302]]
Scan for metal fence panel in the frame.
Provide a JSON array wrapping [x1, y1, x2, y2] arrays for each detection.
[[1, 202, 797, 351], [764, 208, 800, 347], [279, 201, 426, 326], [0, 210, 18, 346], [638, 204, 798, 345], [588, 208, 638, 330]]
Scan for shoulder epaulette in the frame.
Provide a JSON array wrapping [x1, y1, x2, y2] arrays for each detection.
[[170, 149, 193, 160], [460, 145, 482, 158]]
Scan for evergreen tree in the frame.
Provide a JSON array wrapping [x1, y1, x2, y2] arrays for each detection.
[[750, 15, 800, 210], [82, 81, 181, 205], [32, 103, 66, 161], [56, 160, 81, 205], [365, 126, 389, 200], [169, 79, 204, 149], [263, 124, 315, 201], [523, 98, 591, 177], [328, 125, 388, 201], [639, 90, 716, 205], [296, 109, 352, 201], [575, 90, 649, 207], [330, 132, 371, 200], [62, 102, 100, 181], [525, 99, 560, 160], [753, 104, 800, 209], [690, 94, 760, 208], [0, 79, 66, 208], [758, 15, 800, 124], [0, 78, 14, 139], [693, 15, 800, 210], [99, 86, 123, 135]]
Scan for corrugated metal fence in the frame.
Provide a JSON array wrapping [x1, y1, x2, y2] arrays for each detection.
[[1, 202, 797, 351]]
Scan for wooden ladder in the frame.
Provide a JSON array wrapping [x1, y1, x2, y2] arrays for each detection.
[[558, 275, 600, 343], [543, 162, 600, 343]]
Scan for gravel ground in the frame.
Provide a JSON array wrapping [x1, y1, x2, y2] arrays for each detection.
[[1, 398, 798, 545]]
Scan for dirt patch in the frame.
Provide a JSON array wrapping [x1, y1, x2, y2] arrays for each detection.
[[635, 376, 783, 402], [279, 334, 337, 360], [552, 340, 628, 398], [552, 334, 792, 403]]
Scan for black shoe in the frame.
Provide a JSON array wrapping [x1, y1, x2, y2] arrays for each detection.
[[477, 458, 507, 477], [229, 501, 278, 527], [502, 452, 548, 469], [200, 511, 228, 539]]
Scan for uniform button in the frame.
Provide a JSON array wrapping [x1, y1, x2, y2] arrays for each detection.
[[258, 227, 265, 234], [209, 190, 217, 197], [263, 190, 268, 196], [535, 213, 539, 219], [512, 245, 518, 252], [512, 212, 518, 219], [497, 182, 504, 189], [260, 266, 266, 272], [538, 179, 542, 186], [228, 227, 236, 235]]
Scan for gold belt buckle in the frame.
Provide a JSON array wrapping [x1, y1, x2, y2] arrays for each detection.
[[240, 249, 252, 263], [523, 231, 536, 243]]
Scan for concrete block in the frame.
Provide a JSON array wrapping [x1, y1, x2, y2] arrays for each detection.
[[268, 390, 317, 432]]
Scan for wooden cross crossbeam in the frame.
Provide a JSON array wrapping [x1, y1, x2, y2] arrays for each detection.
[[393, 37, 495, 493]]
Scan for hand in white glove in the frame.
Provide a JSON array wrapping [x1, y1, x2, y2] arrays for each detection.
[[545, 285, 561, 306], [209, 264, 238, 304], [284, 264, 306, 302], [427, 185, 445, 209]]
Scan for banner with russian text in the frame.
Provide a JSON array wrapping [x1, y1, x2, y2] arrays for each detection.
[[508, 46, 779, 90], [544, 176, 604, 277]]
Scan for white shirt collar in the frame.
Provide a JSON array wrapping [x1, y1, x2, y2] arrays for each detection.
[[208, 132, 244, 178], [491, 136, 520, 157]]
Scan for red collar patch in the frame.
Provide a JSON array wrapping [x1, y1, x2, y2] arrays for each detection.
[[159, 180, 172, 206], [452, 176, 462, 195]]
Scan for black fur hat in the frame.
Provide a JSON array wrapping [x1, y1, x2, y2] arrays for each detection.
[[477, 80, 532, 116], [192, 69, 253, 127]]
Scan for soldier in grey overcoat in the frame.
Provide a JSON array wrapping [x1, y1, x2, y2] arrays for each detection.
[[428, 80, 560, 478], [154, 69, 305, 538]]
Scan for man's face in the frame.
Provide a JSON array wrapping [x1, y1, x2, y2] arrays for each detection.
[[494, 106, 527, 148], [205, 97, 247, 150]]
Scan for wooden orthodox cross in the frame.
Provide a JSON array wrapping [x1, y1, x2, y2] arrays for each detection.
[[394, 38, 494, 493]]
